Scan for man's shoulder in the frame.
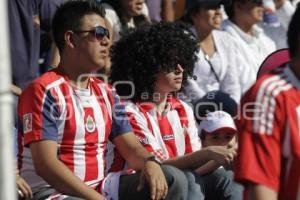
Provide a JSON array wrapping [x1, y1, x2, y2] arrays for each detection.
[[21, 69, 64, 98], [244, 65, 294, 102]]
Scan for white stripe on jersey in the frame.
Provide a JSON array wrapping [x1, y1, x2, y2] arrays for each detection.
[[91, 93, 106, 181], [167, 110, 185, 155], [45, 78, 65, 90], [127, 99, 200, 159], [146, 111, 170, 158], [265, 84, 292, 134], [254, 71, 292, 135], [98, 83, 112, 118], [254, 75, 281, 132], [70, 87, 87, 180]]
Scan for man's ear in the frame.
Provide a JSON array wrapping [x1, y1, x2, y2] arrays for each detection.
[[65, 31, 76, 48]]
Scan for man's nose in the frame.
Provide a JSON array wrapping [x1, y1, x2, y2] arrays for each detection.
[[175, 64, 184, 73]]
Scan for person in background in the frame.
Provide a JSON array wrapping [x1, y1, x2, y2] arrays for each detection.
[[234, 6, 300, 199], [196, 111, 238, 175], [17, 1, 189, 199], [196, 111, 243, 199], [222, 0, 276, 94], [8, 0, 63, 90], [193, 90, 238, 123], [110, 22, 241, 200], [181, 0, 242, 104], [101, 0, 150, 42], [145, 0, 175, 22]]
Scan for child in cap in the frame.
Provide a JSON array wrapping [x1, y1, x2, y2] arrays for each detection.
[[200, 110, 237, 148], [196, 110, 238, 175]]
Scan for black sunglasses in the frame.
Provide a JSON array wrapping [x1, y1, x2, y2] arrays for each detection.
[[74, 26, 110, 40]]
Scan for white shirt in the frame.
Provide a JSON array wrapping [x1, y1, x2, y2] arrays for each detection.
[[184, 30, 241, 103], [103, 3, 149, 42], [222, 20, 276, 93]]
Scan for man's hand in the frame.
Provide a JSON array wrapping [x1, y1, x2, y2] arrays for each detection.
[[137, 161, 168, 200], [206, 146, 237, 170], [16, 174, 33, 199]]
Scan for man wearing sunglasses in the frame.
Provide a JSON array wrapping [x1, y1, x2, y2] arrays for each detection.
[[17, 1, 189, 200], [222, 0, 276, 95]]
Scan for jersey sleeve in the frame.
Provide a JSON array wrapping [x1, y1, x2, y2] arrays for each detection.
[[234, 79, 285, 192], [126, 104, 168, 161], [183, 103, 202, 153], [109, 90, 133, 140], [18, 83, 59, 146]]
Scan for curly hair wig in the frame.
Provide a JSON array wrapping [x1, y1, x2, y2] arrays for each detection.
[[110, 22, 199, 102]]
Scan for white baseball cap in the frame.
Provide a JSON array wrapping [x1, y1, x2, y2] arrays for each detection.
[[199, 111, 237, 135]]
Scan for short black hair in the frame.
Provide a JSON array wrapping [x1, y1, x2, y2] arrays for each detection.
[[181, 4, 203, 25], [224, 0, 247, 20], [288, 5, 300, 59], [52, 0, 105, 53], [101, 0, 149, 31], [110, 22, 199, 102]]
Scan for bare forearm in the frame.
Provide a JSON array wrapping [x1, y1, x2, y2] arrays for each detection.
[[113, 133, 152, 170], [163, 148, 212, 170], [195, 160, 219, 175], [36, 158, 101, 200], [162, 0, 174, 22], [124, 144, 152, 169]]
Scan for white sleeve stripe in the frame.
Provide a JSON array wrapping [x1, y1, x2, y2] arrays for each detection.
[[254, 73, 291, 134], [45, 78, 65, 90], [265, 84, 291, 135], [258, 78, 287, 134], [254, 75, 281, 132]]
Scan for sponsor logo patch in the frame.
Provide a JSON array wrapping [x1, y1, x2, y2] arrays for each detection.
[[23, 113, 32, 133], [162, 134, 174, 141]]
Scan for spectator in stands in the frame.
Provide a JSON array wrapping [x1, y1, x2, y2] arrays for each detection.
[[222, 0, 276, 94], [193, 90, 238, 123], [145, 0, 175, 22], [101, 0, 150, 42], [17, 1, 190, 199], [181, 0, 242, 104], [234, 5, 300, 200], [196, 111, 238, 175], [196, 110, 243, 198], [110, 22, 241, 200], [8, 0, 63, 89]]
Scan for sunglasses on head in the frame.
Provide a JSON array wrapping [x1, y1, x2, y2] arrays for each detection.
[[74, 26, 110, 40]]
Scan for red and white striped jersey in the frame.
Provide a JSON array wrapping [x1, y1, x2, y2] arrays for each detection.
[[235, 64, 300, 199], [107, 96, 201, 172], [17, 68, 132, 192]]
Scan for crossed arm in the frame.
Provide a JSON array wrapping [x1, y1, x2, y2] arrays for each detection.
[[30, 140, 105, 200], [30, 132, 168, 200]]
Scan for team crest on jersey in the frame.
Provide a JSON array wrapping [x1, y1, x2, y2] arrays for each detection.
[[23, 113, 32, 133], [85, 115, 96, 133], [162, 135, 174, 141]]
